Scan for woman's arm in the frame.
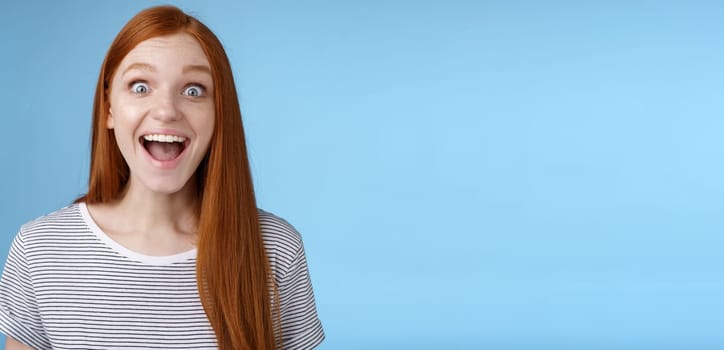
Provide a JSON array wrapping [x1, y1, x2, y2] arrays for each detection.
[[6, 337, 35, 350]]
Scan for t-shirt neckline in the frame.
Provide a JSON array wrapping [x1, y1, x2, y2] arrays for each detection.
[[78, 202, 197, 265]]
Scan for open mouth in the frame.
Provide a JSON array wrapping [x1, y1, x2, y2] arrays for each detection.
[[140, 134, 189, 162]]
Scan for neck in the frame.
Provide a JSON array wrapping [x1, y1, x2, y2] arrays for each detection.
[[113, 177, 199, 235]]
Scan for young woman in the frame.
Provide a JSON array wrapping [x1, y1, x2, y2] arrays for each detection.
[[0, 6, 324, 350]]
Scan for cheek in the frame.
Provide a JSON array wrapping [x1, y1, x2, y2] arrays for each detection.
[[107, 94, 124, 130], [110, 104, 142, 129], [108, 107, 144, 153], [198, 123, 215, 153], [193, 106, 216, 144]]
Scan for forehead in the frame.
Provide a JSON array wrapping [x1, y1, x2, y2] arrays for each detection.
[[119, 33, 210, 69]]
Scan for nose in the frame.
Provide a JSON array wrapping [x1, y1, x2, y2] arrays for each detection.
[[150, 89, 181, 122]]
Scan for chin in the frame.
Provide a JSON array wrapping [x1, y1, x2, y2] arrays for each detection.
[[141, 177, 193, 195]]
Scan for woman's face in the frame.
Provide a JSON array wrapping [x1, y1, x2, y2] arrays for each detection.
[[107, 33, 215, 195]]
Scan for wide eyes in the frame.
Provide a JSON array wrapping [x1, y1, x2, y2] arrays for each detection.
[[128, 81, 206, 97], [131, 82, 149, 94], [182, 84, 205, 97]]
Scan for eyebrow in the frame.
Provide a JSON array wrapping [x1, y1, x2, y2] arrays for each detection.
[[121, 62, 156, 76], [120, 63, 212, 77], [183, 64, 212, 75]]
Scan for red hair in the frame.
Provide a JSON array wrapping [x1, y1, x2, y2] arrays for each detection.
[[76, 6, 279, 349]]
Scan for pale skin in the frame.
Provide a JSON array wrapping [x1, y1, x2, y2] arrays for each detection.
[[6, 33, 215, 349]]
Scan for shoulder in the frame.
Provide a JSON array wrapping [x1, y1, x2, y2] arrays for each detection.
[[258, 209, 305, 276], [18, 203, 85, 242], [7, 204, 88, 266], [258, 211, 325, 347], [258, 209, 303, 256]]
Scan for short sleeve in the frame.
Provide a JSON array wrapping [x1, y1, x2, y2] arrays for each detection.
[[0, 230, 51, 349], [278, 245, 325, 350]]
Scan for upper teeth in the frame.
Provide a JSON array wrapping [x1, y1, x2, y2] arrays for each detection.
[[143, 134, 187, 143]]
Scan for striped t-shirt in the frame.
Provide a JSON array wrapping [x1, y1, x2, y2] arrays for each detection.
[[0, 203, 324, 349]]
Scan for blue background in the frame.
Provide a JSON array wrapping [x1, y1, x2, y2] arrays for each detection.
[[1, 1, 723, 349]]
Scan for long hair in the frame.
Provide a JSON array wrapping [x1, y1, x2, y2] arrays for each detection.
[[75, 6, 279, 349]]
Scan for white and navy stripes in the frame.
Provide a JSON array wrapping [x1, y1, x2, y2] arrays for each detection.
[[0, 203, 324, 349]]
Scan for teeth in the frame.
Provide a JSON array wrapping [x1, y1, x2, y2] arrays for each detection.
[[143, 134, 187, 143]]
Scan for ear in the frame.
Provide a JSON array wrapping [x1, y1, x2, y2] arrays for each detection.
[[106, 107, 115, 129]]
